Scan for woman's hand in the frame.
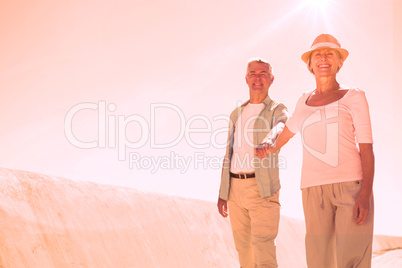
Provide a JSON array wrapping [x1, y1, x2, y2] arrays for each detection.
[[255, 139, 274, 159], [255, 126, 295, 159], [353, 191, 372, 225]]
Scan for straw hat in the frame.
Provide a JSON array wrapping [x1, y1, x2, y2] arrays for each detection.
[[301, 34, 349, 63]]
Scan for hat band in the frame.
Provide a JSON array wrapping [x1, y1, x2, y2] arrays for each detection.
[[310, 42, 341, 50]]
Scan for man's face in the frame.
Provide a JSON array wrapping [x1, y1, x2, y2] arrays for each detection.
[[245, 62, 274, 95]]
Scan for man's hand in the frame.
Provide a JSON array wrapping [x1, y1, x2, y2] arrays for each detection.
[[217, 197, 228, 218], [255, 139, 274, 159], [353, 191, 372, 225]]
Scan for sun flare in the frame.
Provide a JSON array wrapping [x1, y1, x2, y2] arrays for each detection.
[[305, 0, 331, 9]]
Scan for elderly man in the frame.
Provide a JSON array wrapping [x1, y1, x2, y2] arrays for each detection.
[[217, 58, 288, 268]]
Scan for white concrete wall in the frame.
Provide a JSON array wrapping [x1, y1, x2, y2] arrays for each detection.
[[0, 168, 400, 268]]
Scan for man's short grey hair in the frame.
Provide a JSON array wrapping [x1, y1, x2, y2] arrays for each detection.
[[246, 57, 274, 77]]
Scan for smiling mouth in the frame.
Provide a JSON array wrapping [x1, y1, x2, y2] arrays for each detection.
[[318, 64, 330, 68]]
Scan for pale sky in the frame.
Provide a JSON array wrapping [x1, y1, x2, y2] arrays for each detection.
[[1, 0, 401, 236]]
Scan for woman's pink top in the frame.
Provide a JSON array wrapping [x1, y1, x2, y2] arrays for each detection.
[[286, 88, 373, 188]]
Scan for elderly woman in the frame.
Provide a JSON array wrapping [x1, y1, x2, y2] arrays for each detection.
[[256, 34, 374, 267]]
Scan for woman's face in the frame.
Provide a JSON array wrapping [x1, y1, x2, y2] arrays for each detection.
[[309, 48, 343, 77]]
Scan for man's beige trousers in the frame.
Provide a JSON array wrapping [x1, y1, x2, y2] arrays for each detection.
[[302, 180, 374, 268], [228, 177, 280, 268]]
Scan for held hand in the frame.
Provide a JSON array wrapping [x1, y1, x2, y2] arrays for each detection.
[[217, 197, 228, 218], [255, 139, 274, 159], [353, 192, 372, 225]]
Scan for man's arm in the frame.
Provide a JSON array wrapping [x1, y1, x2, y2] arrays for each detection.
[[255, 124, 295, 159], [217, 112, 235, 218], [353, 143, 375, 225]]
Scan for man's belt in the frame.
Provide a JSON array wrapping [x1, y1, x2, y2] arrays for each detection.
[[230, 172, 255, 179]]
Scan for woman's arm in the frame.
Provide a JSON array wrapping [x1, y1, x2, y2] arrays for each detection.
[[354, 143, 375, 225], [255, 125, 295, 159]]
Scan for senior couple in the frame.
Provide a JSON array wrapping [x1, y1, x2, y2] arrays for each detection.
[[217, 34, 374, 268]]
